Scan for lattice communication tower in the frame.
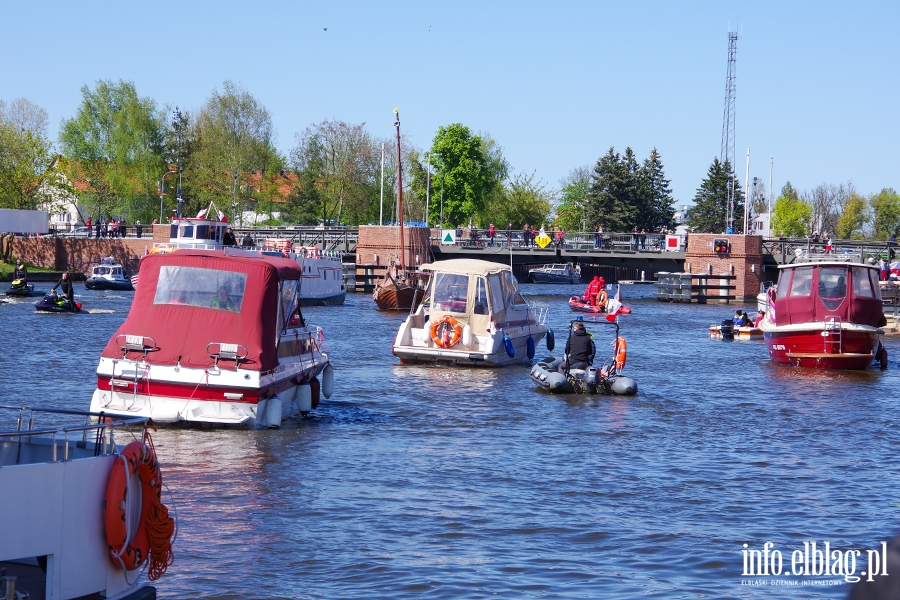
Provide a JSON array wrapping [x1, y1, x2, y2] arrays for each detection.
[[720, 31, 739, 232]]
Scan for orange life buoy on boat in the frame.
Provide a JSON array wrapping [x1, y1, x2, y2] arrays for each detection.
[[596, 289, 608, 308], [614, 337, 627, 371], [430, 315, 463, 348], [105, 439, 175, 580]]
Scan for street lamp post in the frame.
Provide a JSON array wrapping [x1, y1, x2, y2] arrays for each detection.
[[159, 169, 176, 223], [425, 152, 431, 226], [439, 171, 444, 227], [232, 170, 238, 223]]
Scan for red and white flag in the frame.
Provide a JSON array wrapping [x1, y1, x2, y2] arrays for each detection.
[[606, 285, 623, 322]]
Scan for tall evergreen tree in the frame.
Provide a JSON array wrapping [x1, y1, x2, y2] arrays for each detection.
[[637, 148, 675, 230], [686, 158, 743, 233], [586, 148, 635, 231]]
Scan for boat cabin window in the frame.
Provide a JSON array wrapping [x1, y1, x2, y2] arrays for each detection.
[[788, 267, 813, 297], [817, 267, 847, 310], [473, 277, 488, 315], [852, 267, 875, 298], [279, 279, 300, 331], [153, 266, 248, 313], [433, 272, 469, 313], [178, 224, 194, 240], [94, 267, 109, 275], [499, 271, 526, 307]]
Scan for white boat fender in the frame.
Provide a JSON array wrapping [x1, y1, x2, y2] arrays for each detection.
[[546, 329, 555, 351], [526, 336, 535, 359], [297, 384, 312, 414], [256, 398, 269, 428], [611, 377, 638, 396], [504, 334, 514, 358], [462, 323, 472, 347], [266, 395, 283, 428], [322, 363, 335, 398]]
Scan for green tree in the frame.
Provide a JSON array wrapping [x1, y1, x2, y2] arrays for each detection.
[[771, 181, 812, 237], [869, 188, 900, 240], [290, 119, 379, 226], [686, 158, 743, 233], [59, 79, 165, 222], [637, 148, 675, 230], [429, 123, 490, 227], [586, 148, 636, 231], [0, 98, 58, 211], [482, 171, 552, 229], [554, 166, 590, 232], [282, 170, 321, 225], [186, 81, 277, 222], [835, 192, 870, 239]]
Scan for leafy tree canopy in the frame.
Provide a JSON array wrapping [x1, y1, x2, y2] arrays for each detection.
[[869, 188, 900, 240], [771, 181, 812, 237], [429, 123, 490, 227]]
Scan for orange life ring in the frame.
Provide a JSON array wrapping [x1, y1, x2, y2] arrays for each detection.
[[105, 440, 174, 580], [614, 337, 627, 371], [430, 315, 463, 348], [596, 290, 608, 307]]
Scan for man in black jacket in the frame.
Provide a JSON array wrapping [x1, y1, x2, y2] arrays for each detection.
[[222, 227, 237, 246], [559, 320, 596, 372], [13, 260, 28, 283], [51, 272, 75, 310]]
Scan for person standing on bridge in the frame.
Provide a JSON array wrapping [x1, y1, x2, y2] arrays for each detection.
[[488, 223, 495, 247], [506, 222, 513, 248]]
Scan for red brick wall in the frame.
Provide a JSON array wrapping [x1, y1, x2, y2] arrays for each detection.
[[4, 236, 153, 275], [356, 226, 433, 274], [685, 234, 763, 301]]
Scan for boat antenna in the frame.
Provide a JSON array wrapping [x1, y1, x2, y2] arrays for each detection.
[[395, 108, 404, 271]]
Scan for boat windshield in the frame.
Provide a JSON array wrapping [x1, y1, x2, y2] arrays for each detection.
[[817, 267, 847, 310], [788, 267, 814, 297], [280, 279, 299, 331], [433, 272, 469, 313], [153, 266, 248, 312]]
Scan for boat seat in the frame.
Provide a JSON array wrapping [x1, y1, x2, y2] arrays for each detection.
[[115, 334, 157, 359], [207, 342, 249, 368]]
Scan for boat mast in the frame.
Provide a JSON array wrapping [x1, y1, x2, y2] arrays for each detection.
[[395, 108, 405, 271]]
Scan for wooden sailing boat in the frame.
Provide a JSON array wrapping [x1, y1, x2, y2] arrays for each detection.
[[373, 109, 429, 311]]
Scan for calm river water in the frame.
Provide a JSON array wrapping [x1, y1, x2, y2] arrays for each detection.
[[2, 282, 899, 599]]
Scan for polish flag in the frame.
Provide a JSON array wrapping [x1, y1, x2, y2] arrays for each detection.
[[881, 259, 888, 280], [606, 285, 624, 322]]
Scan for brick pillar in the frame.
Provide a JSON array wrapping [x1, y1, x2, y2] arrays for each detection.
[[684, 234, 762, 301]]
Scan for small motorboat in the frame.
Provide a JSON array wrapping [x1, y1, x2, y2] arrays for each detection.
[[0, 406, 175, 599], [759, 260, 887, 369], [393, 259, 550, 366], [35, 292, 83, 313], [84, 258, 134, 291], [531, 317, 637, 395], [5, 278, 43, 297], [569, 295, 606, 313], [529, 263, 581, 284], [709, 321, 764, 340]]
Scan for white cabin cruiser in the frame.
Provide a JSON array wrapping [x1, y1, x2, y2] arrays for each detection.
[[393, 259, 551, 366], [0, 406, 173, 599], [85, 257, 134, 291], [89, 249, 334, 428], [149, 216, 346, 305]]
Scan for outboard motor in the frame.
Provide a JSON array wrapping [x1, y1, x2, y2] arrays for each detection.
[[720, 319, 735, 340]]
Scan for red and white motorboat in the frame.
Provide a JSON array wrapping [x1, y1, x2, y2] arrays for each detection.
[[89, 249, 334, 428], [759, 261, 887, 369]]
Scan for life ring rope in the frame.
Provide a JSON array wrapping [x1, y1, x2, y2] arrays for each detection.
[[430, 315, 463, 348], [105, 431, 175, 581]]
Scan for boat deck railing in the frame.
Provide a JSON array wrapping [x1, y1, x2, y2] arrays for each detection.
[[528, 302, 550, 326], [0, 406, 150, 465]]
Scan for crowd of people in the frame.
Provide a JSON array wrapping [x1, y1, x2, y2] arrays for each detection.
[[81, 217, 147, 239]]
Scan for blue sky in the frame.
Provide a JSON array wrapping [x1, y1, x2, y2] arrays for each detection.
[[2, 1, 897, 208]]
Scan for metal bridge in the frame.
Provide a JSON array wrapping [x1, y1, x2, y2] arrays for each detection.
[[231, 226, 898, 274]]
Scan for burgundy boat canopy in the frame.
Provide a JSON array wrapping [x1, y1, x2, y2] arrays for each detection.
[[772, 262, 884, 327], [101, 251, 302, 371]]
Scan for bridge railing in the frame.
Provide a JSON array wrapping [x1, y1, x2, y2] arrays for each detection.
[[435, 229, 670, 251], [762, 237, 897, 264]]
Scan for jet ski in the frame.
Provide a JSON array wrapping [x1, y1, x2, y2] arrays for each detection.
[[35, 292, 84, 313], [5, 278, 42, 297]]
